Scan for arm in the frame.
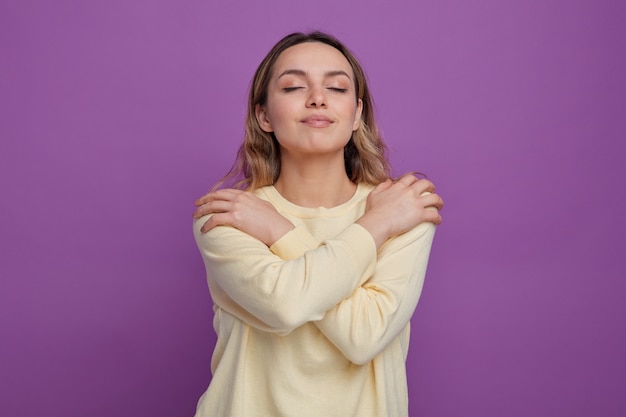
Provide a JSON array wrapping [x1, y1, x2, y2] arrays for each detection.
[[234, 176, 440, 363], [193, 218, 377, 336], [251, 215, 436, 365], [193, 176, 442, 342], [314, 222, 436, 364]]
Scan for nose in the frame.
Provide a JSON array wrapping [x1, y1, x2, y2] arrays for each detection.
[[306, 85, 327, 108]]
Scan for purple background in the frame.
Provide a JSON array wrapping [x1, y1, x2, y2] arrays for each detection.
[[2, 1, 625, 416]]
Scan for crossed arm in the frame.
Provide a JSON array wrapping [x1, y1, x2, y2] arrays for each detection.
[[270, 219, 436, 364], [193, 174, 442, 363]]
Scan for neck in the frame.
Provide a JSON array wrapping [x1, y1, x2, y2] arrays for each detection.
[[274, 154, 357, 208]]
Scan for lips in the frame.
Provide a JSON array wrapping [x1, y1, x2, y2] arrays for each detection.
[[301, 114, 333, 127]]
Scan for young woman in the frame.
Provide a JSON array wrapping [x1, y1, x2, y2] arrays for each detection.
[[192, 31, 443, 417]]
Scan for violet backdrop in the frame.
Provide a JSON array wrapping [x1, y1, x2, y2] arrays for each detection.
[[1, 0, 625, 416]]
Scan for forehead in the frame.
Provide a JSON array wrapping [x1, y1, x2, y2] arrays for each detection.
[[272, 42, 353, 77]]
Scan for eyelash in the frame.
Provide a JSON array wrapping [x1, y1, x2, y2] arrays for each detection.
[[282, 87, 348, 93]]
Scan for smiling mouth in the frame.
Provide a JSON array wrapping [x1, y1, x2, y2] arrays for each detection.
[[301, 116, 333, 127]]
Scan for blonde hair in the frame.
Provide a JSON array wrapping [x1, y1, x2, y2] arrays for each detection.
[[217, 31, 391, 191]]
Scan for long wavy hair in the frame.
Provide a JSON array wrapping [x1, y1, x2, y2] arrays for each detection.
[[216, 31, 391, 191]]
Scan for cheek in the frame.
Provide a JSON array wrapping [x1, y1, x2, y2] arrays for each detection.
[[344, 103, 360, 129], [265, 100, 294, 125]]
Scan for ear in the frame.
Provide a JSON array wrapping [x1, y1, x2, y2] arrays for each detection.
[[255, 104, 273, 132], [352, 98, 363, 131]]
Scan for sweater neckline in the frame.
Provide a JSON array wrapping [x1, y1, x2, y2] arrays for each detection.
[[259, 182, 370, 218]]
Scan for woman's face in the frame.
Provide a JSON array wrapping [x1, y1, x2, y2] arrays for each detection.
[[256, 42, 363, 160]]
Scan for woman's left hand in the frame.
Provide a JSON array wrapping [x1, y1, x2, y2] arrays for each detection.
[[193, 189, 294, 246]]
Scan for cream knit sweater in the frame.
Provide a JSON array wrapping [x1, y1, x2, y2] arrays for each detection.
[[193, 183, 436, 417]]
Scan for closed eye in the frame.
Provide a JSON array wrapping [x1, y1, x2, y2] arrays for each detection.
[[328, 87, 348, 93], [282, 87, 303, 92]]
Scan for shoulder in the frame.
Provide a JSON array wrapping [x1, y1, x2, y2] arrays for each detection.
[[357, 182, 376, 194], [380, 221, 436, 255], [252, 185, 279, 205], [353, 182, 375, 204]]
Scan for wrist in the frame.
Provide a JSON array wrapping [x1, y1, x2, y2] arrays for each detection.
[[265, 220, 295, 247], [355, 214, 389, 250]]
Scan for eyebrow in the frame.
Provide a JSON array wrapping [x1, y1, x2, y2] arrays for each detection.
[[277, 69, 352, 80]]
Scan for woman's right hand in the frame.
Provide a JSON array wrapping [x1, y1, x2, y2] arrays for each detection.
[[193, 189, 294, 247], [356, 174, 444, 249]]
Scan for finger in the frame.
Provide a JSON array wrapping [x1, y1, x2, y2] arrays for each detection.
[[436, 196, 444, 210], [419, 193, 444, 211], [428, 211, 443, 225], [194, 189, 242, 206], [411, 179, 435, 194], [200, 212, 234, 233], [371, 179, 393, 194], [193, 200, 234, 219], [200, 216, 216, 233], [396, 174, 419, 186], [194, 190, 225, 206], [420, 206, 443, 225], [194, 191, 222, 206]]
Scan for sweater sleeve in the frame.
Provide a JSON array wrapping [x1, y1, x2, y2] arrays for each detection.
[[314, 222, 436, 364], [193, 218, 377, 336]]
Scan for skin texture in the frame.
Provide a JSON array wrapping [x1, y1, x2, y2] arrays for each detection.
[[194, 42, 443, 249], [257, 42, 364, 210], [255, 42, 363, 161]]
